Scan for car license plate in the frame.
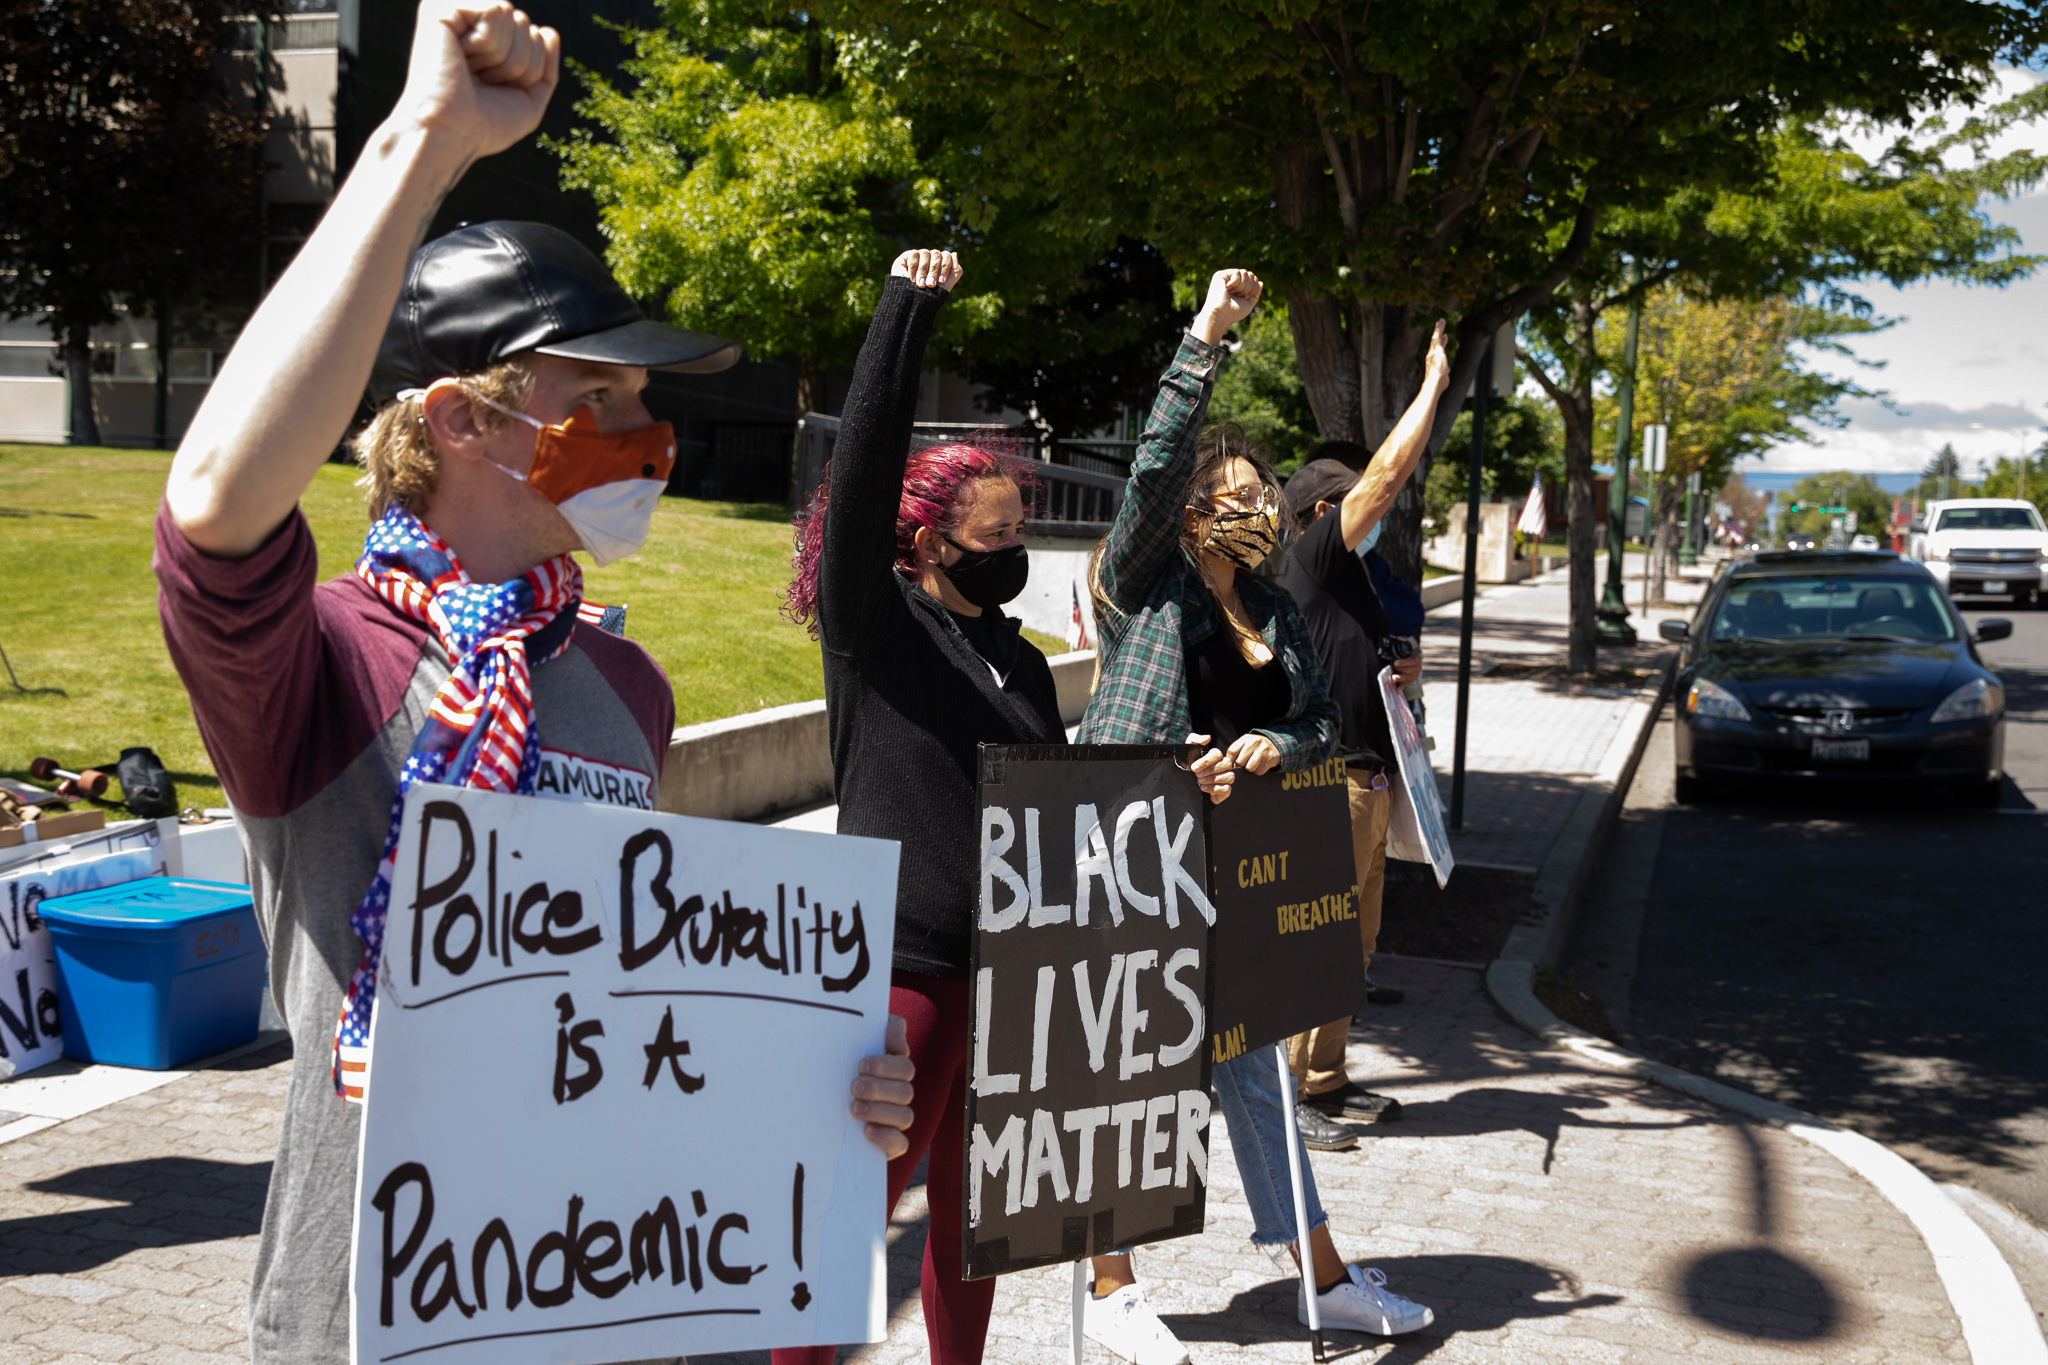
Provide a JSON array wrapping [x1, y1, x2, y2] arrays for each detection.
[[1813, 738, 1869, 762], [1981, 579, 2007, 593]]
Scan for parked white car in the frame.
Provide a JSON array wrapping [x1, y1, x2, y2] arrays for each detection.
[[1850, 533, 1880, 552], [1907, 499, 2048, 606]]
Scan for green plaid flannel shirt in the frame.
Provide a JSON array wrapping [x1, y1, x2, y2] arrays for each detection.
[[1076, 333, 1342, 771]]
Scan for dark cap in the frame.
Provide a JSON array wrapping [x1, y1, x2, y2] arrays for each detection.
[[368, 221, 741, 405], [1282, 458, 1364, 519]]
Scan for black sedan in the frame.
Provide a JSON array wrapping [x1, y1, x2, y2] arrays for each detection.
[[1660, 552, 2011, 804]]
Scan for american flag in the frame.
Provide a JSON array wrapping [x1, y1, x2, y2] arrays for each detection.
[[1065, 580, 1092, 652], [1517, 480, 1549, 538]]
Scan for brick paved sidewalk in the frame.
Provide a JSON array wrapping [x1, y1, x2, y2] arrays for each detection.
[[1, 962, 1963, 1365]]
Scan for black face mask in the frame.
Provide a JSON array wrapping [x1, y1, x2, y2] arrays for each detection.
[[941, 536, 1029, 609]]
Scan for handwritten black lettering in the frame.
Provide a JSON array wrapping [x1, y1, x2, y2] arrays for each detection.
[[552, 994, 604, 1104], [372, 1162, 434, 1328], [411, 803, 475, 986], [641, 1007, 705, 1093]]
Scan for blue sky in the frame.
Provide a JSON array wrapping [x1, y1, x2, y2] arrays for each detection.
[[1783, 68, 2048, 482]]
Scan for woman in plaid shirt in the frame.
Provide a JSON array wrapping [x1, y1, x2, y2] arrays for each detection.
[[1075, 270, 1436, 1360]]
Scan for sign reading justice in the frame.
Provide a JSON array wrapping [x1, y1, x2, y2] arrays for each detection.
[[966, 746, 1215, 1279], [350, 785, 898, 1365]]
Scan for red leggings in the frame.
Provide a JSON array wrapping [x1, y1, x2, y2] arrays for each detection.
[[771, 970, 993, 1365]]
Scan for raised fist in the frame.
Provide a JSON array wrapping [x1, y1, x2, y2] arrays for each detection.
[[891, 249, 963, 292], [398, 1, 560, 159]]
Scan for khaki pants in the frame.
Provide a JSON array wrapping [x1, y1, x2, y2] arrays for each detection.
[[1286, 771, 1391, 1097]]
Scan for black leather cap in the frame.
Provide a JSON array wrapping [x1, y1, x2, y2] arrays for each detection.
[[368, 221, 741, 404]]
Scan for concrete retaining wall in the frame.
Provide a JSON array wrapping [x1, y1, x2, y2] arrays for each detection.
[[657, 650, 1097, 821]]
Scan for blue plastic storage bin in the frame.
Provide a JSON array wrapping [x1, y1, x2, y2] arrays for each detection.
[[37, 877, 263, 1070]]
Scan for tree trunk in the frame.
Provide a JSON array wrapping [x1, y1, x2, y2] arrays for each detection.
[[1285, 288, 1360, 443], [796, 356, 827, 418], [64, 340, 100, 446]]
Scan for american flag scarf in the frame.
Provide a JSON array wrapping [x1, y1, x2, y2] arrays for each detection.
[[332, 507, 584, 1101]]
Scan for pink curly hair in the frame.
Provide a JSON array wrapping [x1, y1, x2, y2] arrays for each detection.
[[784, 440, 1042, 638]]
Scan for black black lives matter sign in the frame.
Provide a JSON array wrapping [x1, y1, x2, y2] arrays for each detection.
[[965, 746, 1215, 1280], [1206, 756, 1363, 1061]]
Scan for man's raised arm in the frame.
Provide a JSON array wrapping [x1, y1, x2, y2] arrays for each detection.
[[165, 0, 558, 558]]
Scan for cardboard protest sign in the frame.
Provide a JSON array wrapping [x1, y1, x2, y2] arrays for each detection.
[[1206, 758, 1364, 1061], [966, 746, 1215, 1279], [351, 785, 898, 1365], [1379, 666, 1455, 887], [0, 844, 164, 1079]]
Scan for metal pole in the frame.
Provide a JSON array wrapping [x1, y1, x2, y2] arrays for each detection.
[[153, 299, 171, 450], [1451, 341, 1492, 831], [1678, 469, 1698, 566], [1277, 1044, 1325, 1362], [1071, 1260, 1087, 1365], [1596, 265, 1642, 645]]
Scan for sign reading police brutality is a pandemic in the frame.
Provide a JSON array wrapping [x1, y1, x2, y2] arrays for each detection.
[[350, 784, 898, 1365], [967, 746, 1215, 1279], [1206, 758, 1363, 1062]]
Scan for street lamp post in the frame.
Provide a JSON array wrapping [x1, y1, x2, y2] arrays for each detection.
[[1596, 265, 1642, 646], [1678, 469, 1699, 566]]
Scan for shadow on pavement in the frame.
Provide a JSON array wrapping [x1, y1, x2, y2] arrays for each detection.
[[1635, 794, 2048, 1178], [1160, 1255, 1621, 1358], [0, 1155, 271, 1276], [1675, 1245, 1843, 1342], [1392, 1084, 1709, 1173]]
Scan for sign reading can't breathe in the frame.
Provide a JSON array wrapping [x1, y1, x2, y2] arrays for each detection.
[[965, 746, 1215, 1280], [350, 784, 898, 1365]]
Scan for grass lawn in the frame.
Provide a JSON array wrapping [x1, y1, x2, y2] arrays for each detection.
[[1, 443, 1065, 814]]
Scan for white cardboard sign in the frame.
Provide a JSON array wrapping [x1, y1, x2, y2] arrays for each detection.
[[350, 785, 899, 1365], [1378, 667, 1455, 888], [0, 844, 165, 1079]]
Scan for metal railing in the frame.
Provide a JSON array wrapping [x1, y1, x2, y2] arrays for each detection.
[[1050, 439, 1137, 480], [792, 413, 1123, 536]]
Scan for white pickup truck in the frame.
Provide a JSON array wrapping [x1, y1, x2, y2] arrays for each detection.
[[1907, 498, 2048, 606]]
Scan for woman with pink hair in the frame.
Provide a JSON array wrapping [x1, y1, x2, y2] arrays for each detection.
[[779, 248, 1065, 1365]]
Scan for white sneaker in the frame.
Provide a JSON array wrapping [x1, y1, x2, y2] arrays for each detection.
[[1296, 1264, 1434, 1336], [1083, 1283, 1191, 1365]]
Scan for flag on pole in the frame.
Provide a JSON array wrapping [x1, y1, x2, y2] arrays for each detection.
[[1066, 580, 1092, 651], [1517, 480, 1548, 538]]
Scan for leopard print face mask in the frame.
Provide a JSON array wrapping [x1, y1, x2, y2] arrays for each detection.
[[1203, 506, 1281, 569]]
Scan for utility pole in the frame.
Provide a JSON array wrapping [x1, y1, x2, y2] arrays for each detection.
[[1596, 263, 1642, 646]]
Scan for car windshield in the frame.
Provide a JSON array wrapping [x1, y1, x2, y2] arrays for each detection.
[[1710, 575, 1956, 642], [1933, 506, 2045, 532]]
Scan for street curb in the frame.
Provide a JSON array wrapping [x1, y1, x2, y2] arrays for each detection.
[[1494, 652, 1676, 970], [1480, 677, 2048, 1362]]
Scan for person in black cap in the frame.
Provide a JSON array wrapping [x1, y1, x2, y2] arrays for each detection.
[[155, 6, 914, 1362], [1275, 322, 1450, 1128]]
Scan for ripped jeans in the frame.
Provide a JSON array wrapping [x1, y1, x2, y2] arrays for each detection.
[[1212, 1043, 1328, 1245]]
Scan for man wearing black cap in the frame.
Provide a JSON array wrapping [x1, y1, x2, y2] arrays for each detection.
[[1276, 322, 1450, 1128], [155, 6, 912, 1361]]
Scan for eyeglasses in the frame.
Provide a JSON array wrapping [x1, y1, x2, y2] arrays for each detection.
[[1205, 483, 1278, 513]]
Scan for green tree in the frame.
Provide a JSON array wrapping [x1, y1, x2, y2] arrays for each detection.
[[944, 238, 1180, 440], [553, 5, 972, 414], [1782, 473, 1893, 543], [1425, 392, 1561, 530], [0, 0, 265, 444], [1522, 101, 2044, 666], [1206, 303, 1319, 474], [1919, 443, 1965, 502], [833, 0, 2044, 591], [1978, 452, 2048, 517]]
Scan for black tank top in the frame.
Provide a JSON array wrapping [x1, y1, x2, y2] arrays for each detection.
[[1184, 628, 1290, 748]]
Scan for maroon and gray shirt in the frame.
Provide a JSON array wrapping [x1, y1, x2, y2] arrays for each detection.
[[154, 505, 674, 1365]]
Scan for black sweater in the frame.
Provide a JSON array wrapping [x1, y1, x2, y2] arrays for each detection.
[[819, 275, 1065, 978]]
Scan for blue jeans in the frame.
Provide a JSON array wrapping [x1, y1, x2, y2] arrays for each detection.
[[1213, 1044, 1327, 1246]]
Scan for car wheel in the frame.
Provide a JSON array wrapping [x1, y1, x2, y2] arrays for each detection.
[[1674, 774, 1715, 804], [1957, 778, 2004, 810]]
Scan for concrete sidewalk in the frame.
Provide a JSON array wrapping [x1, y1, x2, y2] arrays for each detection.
[[0, 964, 1969, 1364], [1413, 556, 1715, 874]]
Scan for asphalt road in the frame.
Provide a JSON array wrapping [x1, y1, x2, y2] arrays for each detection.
[[1568, 597, 2048, 1236]]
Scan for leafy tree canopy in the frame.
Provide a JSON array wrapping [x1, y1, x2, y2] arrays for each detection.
[[1206, 303, 1319, 474], [1426, 392, 1563, 527], [0, 0, 264, 442], [1780, 471, 1895, 542]]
